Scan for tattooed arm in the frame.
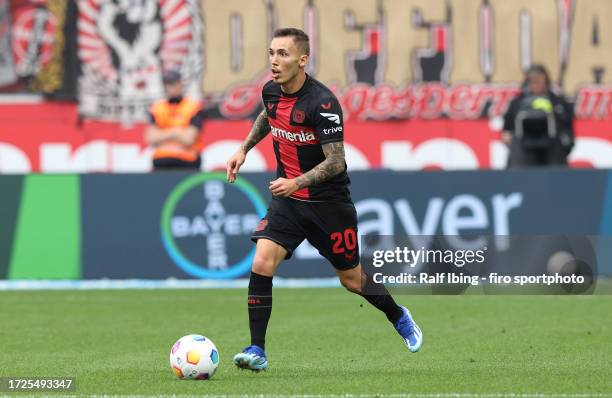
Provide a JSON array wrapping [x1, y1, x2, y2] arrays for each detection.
[[227, 109, 270, 182], [295, 141, 346, 188], [241, 109, 271, 153], [269, 141, 346, 196]]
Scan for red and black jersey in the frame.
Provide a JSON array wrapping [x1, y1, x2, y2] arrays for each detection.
[[263, 75, 351, 202]]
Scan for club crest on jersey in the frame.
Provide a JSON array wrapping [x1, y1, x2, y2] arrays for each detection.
[[292, 109, 306, 123], [321, 102, 332, 110]]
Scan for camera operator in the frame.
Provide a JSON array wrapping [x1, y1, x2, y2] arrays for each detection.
[[502, 65, 574, 168]]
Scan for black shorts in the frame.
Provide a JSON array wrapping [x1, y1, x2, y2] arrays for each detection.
[[251, 196, 360, 270]]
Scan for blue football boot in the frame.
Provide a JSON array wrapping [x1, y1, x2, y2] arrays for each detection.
[[233, 345, 268, 371], [394, 305, 423, 353]]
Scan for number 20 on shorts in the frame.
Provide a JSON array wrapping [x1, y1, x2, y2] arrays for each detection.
[[330, 228, 357, 254]]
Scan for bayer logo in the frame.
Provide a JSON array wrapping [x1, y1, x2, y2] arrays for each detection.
[[161, 173, 266, 279]]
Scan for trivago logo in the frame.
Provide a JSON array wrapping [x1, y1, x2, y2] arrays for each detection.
[[161, 173, 266, 279]]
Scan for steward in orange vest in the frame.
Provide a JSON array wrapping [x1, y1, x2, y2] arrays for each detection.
[[146, 70, 204, 170]]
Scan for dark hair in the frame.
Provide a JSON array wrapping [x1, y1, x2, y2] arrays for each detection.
[[523, 64, 551, 88], [162, 70, 181, 84], [273, 28, 310, 55]]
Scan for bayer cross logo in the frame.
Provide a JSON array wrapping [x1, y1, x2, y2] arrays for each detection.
[[161, 173, 266, 279], [170, 181, 257, 270]]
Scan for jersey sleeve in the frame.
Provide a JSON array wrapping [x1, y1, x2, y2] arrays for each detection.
[[313, 96, 344, 144], [261, 80, 275, 105]]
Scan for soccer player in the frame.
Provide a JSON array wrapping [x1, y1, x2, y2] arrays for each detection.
[[226, 28, 423, 371]]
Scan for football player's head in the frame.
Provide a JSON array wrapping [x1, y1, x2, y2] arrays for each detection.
[[269, 28, 310, 85]]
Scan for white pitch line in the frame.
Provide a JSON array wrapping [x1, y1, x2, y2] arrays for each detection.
[[0, 278, 341, 291], [3, 393, 612, 398]]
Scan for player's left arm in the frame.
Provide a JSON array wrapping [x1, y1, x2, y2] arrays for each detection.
[[268, 141, 346, 197], [297, 142, 345, 187]]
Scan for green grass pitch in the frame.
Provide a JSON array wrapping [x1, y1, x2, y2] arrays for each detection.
[[1, 288, 611, 397]]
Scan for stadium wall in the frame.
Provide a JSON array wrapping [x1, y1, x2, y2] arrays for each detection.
[[0, 169, 611, 280]]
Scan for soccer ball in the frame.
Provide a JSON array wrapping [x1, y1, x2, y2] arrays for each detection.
[[169, 334, 219, 380]]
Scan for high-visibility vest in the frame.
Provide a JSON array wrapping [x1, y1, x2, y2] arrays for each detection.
[[150, 97, 203, 161]]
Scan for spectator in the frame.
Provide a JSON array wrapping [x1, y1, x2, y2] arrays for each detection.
[[146, 70, 205, 171], [502, 64, 574, 168]]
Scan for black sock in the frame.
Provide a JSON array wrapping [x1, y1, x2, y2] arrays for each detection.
[[361, 274, 404, 324], [248, 272, 273, 351]]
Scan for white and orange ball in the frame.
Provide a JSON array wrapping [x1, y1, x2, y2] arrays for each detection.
[[169, 334, 219, 380]]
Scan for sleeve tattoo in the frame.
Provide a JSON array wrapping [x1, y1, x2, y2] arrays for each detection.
[[241, 109, 271, 153], [295, 141, 346, 189]]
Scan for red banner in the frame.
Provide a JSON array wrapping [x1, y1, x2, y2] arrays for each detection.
[[2, 102, 612, 173]]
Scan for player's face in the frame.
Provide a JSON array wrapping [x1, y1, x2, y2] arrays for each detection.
[[527, 72, 547, 95], [269, 37, 308, 84]]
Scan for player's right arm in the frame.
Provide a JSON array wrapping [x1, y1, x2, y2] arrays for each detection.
[[226, 109, 270, 183]]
